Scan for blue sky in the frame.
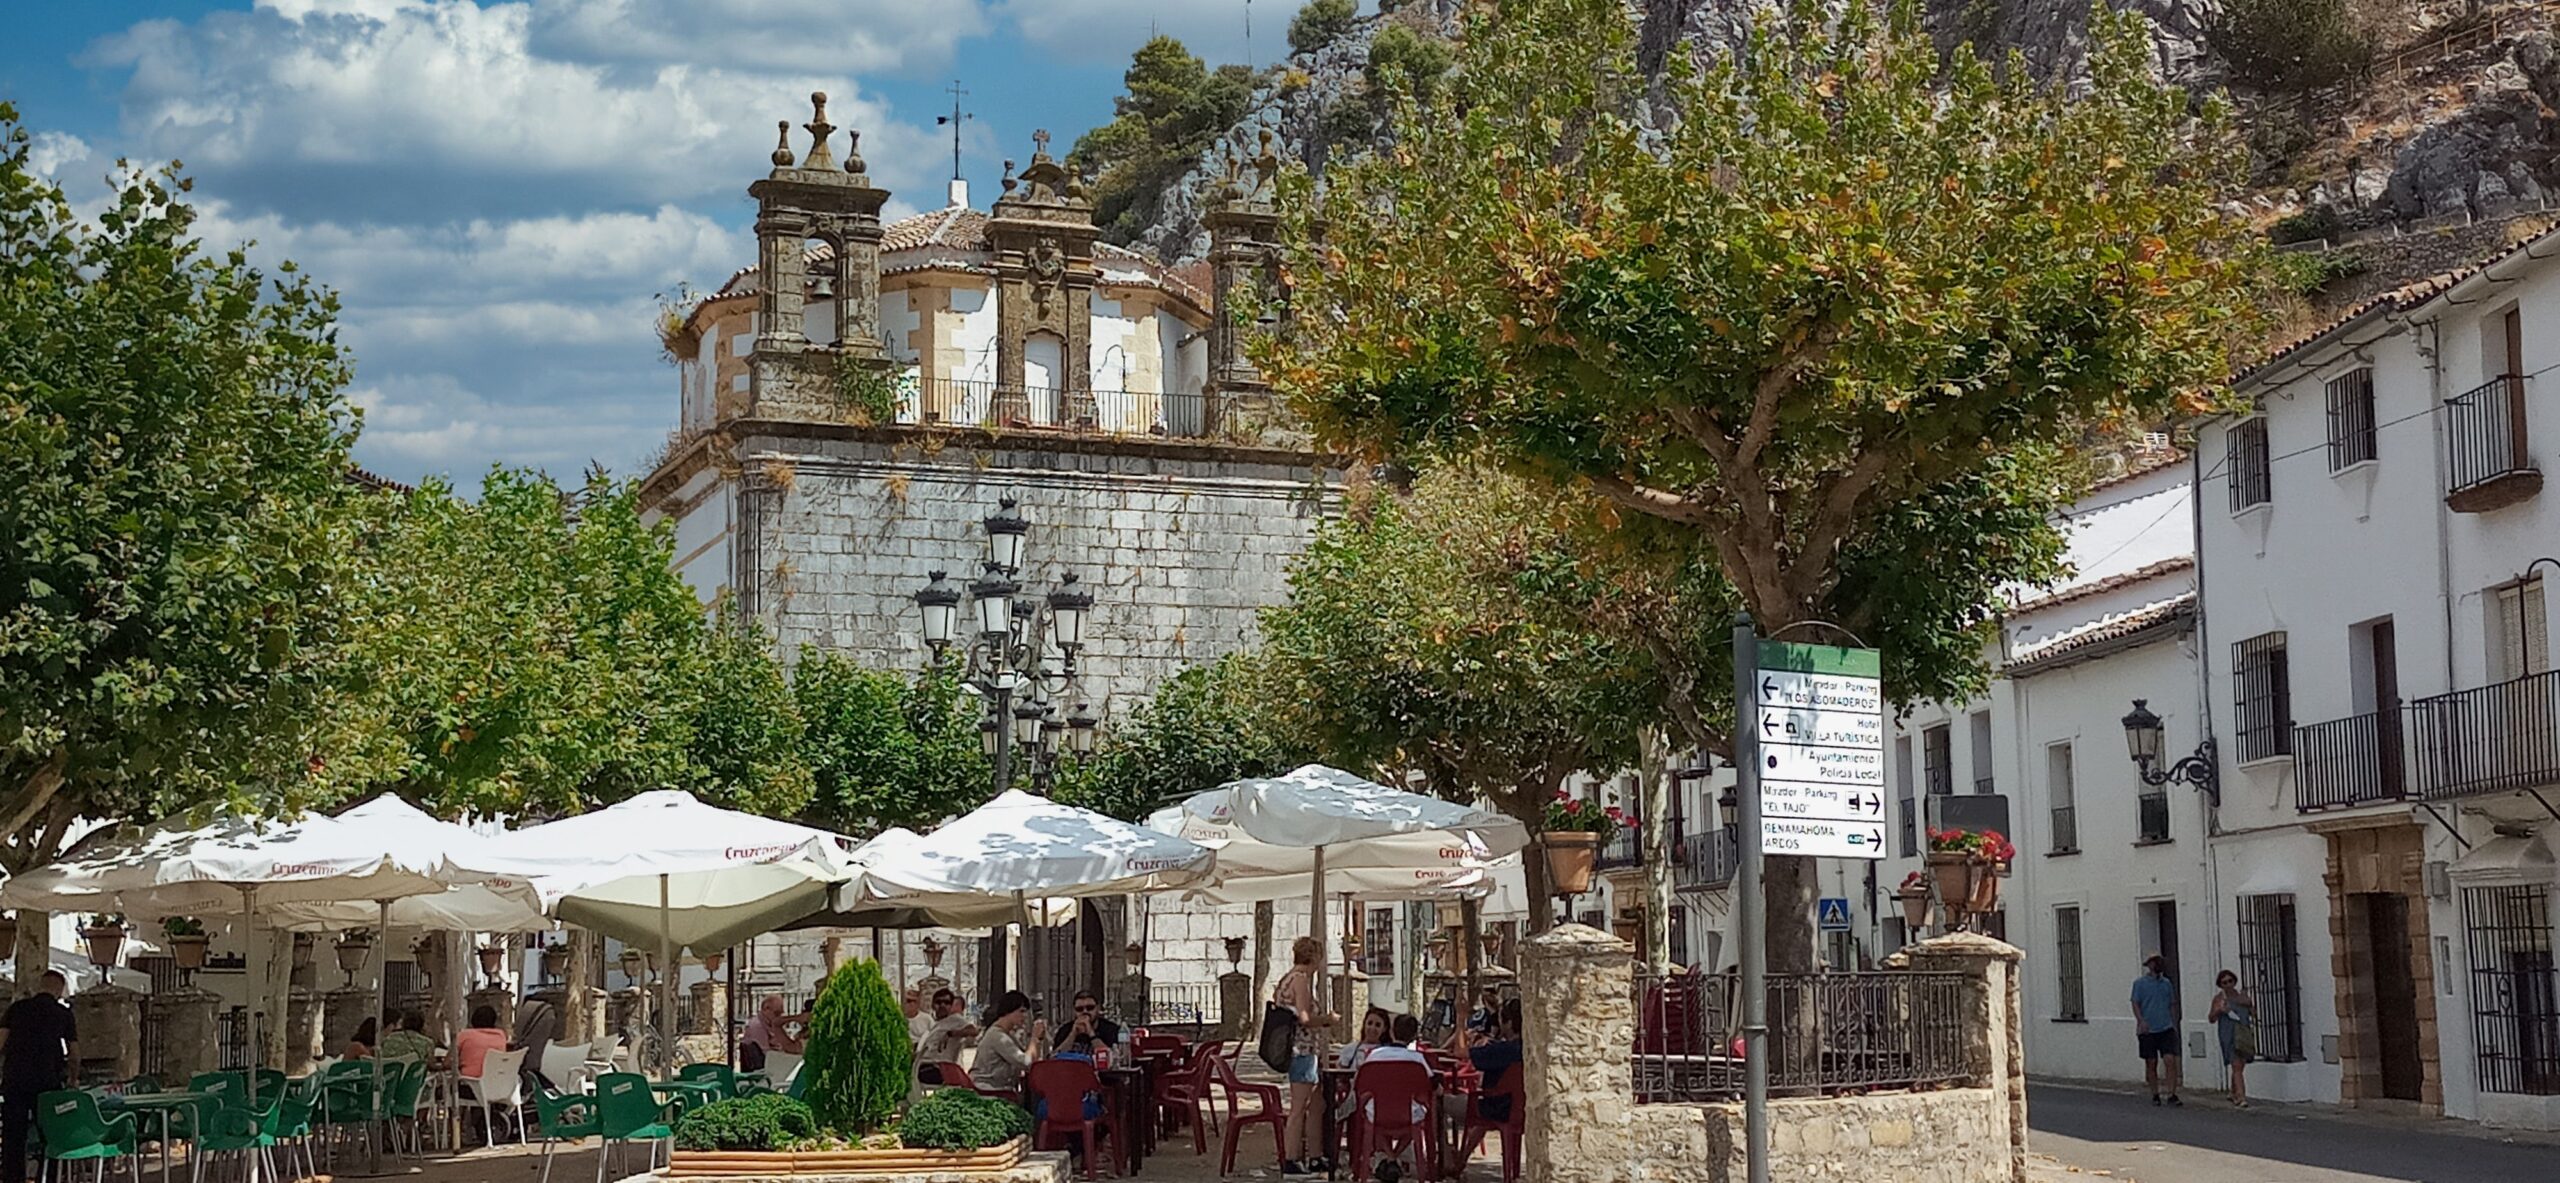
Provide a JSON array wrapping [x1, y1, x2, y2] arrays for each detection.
[[1, 0, 1289, 485]]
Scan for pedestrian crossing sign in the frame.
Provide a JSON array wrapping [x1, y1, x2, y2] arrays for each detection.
[[1817, 897, 1852, 931]]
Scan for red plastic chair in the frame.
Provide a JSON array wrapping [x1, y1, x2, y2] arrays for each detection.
[[1209, 1051, 1285, 1177], [1350, 1060, 1439, 1181], [1154, 1044, 1215, 1151], [927, 1061, 1017, 1103], [1454, 1068, 1524, 1183], [1025, 1059, 1116, 1180]]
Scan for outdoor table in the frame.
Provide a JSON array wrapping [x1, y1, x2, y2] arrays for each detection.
[[1132, 1050, 1173, 1156], [1095, 1065, 1147, 1174], [106, 1090, 218, 1183], [649, 1079, 722, 1119]]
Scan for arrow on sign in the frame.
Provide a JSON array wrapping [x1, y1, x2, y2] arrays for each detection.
[[1761, 675, 1777, 701]]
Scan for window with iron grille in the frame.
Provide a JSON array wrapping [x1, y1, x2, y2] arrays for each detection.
[[2047, 742, 2078, 853], [2233, 632, 2293, 762], [2326, 368, 2378, 469], [1896, 735, 1917, 857], [2136, 785, 2172, 843], [2463, 884, 2560, 1095], [1923, 725, 1953, 795], [1366, 907, 1395, 976], [2228, 417, 2272, 511], [2236, 894, 2305, 1062], [2054, 906, 2086, 1020]]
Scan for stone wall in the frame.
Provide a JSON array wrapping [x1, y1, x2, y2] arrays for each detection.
[[1519, 925, 2028, 1183], [730, 426, 1338, 714]]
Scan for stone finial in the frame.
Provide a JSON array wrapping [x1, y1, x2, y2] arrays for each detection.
[[1251, 128, 1281, 200], [1066, 167, 1089, 201], [770, 120, 794, 168], [844, 128, 866, 176], [1000, 158, 1018, 194], [801, 91, 838, 170]]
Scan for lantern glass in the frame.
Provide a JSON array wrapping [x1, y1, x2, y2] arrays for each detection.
[[1013, 701, 1046, 747], [979, 715, 1002, 757], [1047, 572, 1092, 650], [1718, 787, 1739, 830], [2121, 699, 2165, 765], [984, 498, 1030, 574], [914, 570, 960, 648], [970, 567, 1017, 639], [1066, 703, 1100, 754]]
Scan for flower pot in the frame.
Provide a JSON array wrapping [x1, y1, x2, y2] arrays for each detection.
[[1894, 888, 1932, 930], [541, 948, 569, 980], [169, 934, 211, 971], [1539, 831, 1602, 897], [1924, 852, 1973, 913], [1965, 862, 2003, 913], [477, 946, 507, 980], [81, 927, 126, 970], [701, 951, 724, 976]]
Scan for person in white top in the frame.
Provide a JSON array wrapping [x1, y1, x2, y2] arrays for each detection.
[[915, 988, 979, 1073], [904, 986, 932, 1045], [1336, 1008, 1391, 1069], [1360, 1014, 1435, 1124]]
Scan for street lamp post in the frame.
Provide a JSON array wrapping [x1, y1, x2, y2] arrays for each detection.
[[912, 497, 1102, 796]]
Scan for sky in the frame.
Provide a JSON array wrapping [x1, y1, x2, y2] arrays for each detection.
[[1, 0, 1295, 487]]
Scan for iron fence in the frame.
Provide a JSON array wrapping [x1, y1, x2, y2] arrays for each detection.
[[1135, 981, 1222, 1033], [2293, 708, 2409, 811], [892, 376, 1216, 438], [1631, 969, 1971, 1102], [1598, 828, 1642, 870], [2410, 669, 2560, 800], [2446, 374, 2533, 498], [1675, 830, 1738, 892], [2048, 805, 2077, 854], [216, 1007, 271, 1072]]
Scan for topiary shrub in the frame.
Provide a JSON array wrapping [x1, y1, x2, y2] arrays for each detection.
[[799, 958, 910, 1134], [897, 1087, 1033, 1150], [673, 1094, 818, 1152]]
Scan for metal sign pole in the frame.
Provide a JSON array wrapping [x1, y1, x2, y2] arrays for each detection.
[[1730, 613, 1769, 1183]]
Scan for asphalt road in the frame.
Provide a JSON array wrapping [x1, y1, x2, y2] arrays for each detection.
[[2027, 1082, 2560, 1183]]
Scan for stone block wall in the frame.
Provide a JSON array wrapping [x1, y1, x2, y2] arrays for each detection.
[[1520, 925, 2028, 1183]]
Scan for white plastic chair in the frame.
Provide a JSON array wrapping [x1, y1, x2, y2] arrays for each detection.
[[760, 1050, 803, 1089], [541, 1044, 594, 1096], [459, 1048, 530, 1145]]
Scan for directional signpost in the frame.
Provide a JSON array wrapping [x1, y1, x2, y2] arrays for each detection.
[[1732, 619, 1884, 1183]]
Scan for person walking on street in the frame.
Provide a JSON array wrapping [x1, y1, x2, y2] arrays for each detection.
[[1277, 935, 1336, 1176], [0, 970, 77, 1183], [2209, 969, 2258, 1108], [2131, 955, 2182, 1106]]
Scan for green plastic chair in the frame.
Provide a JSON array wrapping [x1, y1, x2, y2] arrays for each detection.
[[196, 1083, 283, 1182], [314, 1060, 383, 1169], [533, 1085, 603, 1183], [274, 1071, 322, 1182], [590, 1073, 675, 1183], [382, 1059, 431, 1158], [674, 1062, 737, 1098], [35, 1089, 138, 1181]]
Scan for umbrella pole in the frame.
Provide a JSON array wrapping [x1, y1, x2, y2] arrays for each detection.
[[658, 874, 674, 1078], [241, 887, 260, 1108], [370, 898, 389, 1176], [1310, 846, 1326, 1037], [1012, 890, 1029, 999]]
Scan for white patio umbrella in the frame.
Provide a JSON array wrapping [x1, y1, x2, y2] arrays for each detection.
[[261, 796, 551, 932], [1145, 796, 1512, 904], [0, 793, 536, 1139], [443, 789, 862, 1070], [847, 790, 1214, 1001], [1170, 765, 1530, 1017]]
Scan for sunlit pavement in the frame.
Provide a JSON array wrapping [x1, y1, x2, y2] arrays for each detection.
[[2026, 1081, 2560, 1183]]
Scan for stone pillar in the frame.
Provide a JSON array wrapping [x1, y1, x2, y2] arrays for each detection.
[[1219, 971, 1252, 1043], [322, 987, 375, 1057], [686, 979, 728, 1036], [466, 985, 518, 1037], [1896, 931, 2027, 1183], [283, 991, 322, 1075], [1519, 924, 1635, 1183], [151, 988, 222, 1085], [71, 985, 143, 1084]]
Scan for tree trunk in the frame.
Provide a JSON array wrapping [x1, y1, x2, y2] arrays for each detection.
[[1521, 822, 1556, 933], [1459, 898, 1483, 1031], [13, 909, 48, 993], [1765, 856, 1818, 975], [561, 927, 594, 1044], [261, 931, 294, 1071], [1638, 727, 1673, 971]]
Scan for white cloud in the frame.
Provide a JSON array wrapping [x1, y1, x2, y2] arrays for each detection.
[[525, 0, 991, 77], [351, 370, 668, 477], [24, 132, 92, 182], [88, 0, 945, 223]]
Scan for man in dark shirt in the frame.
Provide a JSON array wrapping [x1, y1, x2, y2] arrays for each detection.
[[1465, 999, 1525, 1122], [1064, 991, 1120, 1053], [0, 971, 77, 1183]]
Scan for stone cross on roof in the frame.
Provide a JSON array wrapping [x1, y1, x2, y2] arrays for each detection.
[[1031, 128, 1052, 158]]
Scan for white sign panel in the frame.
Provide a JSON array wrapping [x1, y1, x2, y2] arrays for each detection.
[[1755, 669, 1883, 715], [1760, 781, 1887, 823], [1757, 707, 1884, 750], [1759, 818, 1891, 859], [1760, 741, 1885, 787]]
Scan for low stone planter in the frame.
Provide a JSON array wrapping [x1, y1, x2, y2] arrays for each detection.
[[665, 1136, 1027, 1177]]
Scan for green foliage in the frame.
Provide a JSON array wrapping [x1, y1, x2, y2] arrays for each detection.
[[161, 917, 205, 938], [831, 358, 903, 426], [793, 653, 987, 834], [1069, 38, 1257, 243], [2269, 205, 2343, 247], [1289, 0, 1359, 54], [0, 102, 363, 901], [799, 959, 910, 1135], [1365, 22, 1454, 104], [897, 1087, 1031, 1150], [2207, 0, 2372, 92], [1262, 0, 2261, 965], [673, 1094, 817, 1152], [1051, 652, 1311, 821], [2266, 248, 2367, 296]]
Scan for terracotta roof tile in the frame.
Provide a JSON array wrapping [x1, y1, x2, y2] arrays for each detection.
[[2008, 555, 2195, 613], [882, 207, 990, 252], [2005, 593, 2197, 675], [2237, 216, 2560, 385]]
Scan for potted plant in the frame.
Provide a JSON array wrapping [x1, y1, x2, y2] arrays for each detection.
[[1966, 830, 2016, 912], [163, 917, 211, 970], [540, 939, 570, 982], [334, 928, 374, 977], [81, 914, 127, 969], [476, 943, 508, 983], [1538, 791, 1624, 897], [1892, 872, 1932, 929]]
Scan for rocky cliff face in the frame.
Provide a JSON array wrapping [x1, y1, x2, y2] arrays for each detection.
[[1125, 0, 2560, 287]]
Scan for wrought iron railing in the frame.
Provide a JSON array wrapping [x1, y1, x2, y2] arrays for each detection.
[[888, 376, 1216, 438], [2411, 669, 2560, 800], [1922, 764, 1953, 796], [1632, 970, 1971, 1101], [1675, 830, 1738, 891], [1135, 981, 1222, 1033], [1599, 827, 1643, 870], [2447, 374, 2534, 496], [2293, 708, 2409, 811]]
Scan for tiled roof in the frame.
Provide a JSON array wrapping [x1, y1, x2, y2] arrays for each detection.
[[882, 207, 990, 252], [2009, 555, 2195, 614], [2005, 592, 2196, 674], [2084, 448, 2187, 496]]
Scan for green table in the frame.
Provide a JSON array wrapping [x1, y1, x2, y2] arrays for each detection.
[[107, 1090, 218, 1183]]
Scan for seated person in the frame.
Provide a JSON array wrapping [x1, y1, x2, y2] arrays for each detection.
[[377, 1010, 437, 1064], [456, 1005, 509, 1080], [1463, 1000, 1524, 1123], [342, 1017, 379, 1060], [914, 988, 978, 1083], [1365, 1014, 1435, 1124], [1037, 1029, 1107, 1123], [741, 994, 808, 1073], [1337, 1007, 1392, 1069], [970, 991, 1045, 1094], [1064, 991, 1121, 1053]]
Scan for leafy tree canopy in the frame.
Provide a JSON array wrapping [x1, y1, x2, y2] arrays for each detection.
[[1069, 37, 1258, 243], [792, 652, 988, 835], [1289, 0, 1360, 54], [1052, 652, 1312, 821], [0, 102, 362, 880]]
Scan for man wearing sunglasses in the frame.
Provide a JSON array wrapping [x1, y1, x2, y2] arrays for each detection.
[[1065, 990, 1121, 1052]]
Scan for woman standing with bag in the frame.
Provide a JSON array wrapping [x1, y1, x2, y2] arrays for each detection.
[[2209, 969, 2258, 1108], [1267, 935, 1336, 1176]]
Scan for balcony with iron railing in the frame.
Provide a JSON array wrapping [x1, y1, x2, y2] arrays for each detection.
[[2293, 708, 2409, 812], [860, 374, 1220, 439], [2409, 668, 2560, 800], [1599, 826, 1644, 870], [1676, 830, 1739, 892], [2445, 374, 2541, 512], [1922, 764, 1953, 796]]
